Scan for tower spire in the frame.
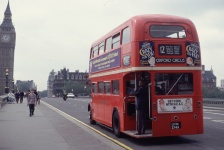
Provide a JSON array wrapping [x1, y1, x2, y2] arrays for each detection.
[[1, 0, 14, 29], [5, 1, 12, 15]]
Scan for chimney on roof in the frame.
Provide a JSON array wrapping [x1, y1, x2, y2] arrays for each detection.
[[202, 65, 205, 74], [211, 66, 213, 73]]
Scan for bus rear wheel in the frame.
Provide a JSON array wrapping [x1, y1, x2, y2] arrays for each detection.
[[112, 110, 122, 138], [89, 109, 96, 125]]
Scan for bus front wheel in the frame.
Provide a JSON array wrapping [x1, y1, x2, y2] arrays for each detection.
[[89, 109, 96, 125], [112, 110, 122, 138]]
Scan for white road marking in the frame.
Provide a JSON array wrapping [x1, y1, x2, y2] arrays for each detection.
[[212, 120, 224, 123], [204, 117, 211, 120]]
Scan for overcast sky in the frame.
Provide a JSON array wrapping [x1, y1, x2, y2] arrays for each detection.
[[0, 0, 223, 91]]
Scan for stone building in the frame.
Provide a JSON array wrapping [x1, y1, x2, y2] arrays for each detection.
[[202, 65, 216, 88], [47, 68, 88, 97], [0, 2, 16, 95], [220, 79, 224, 91]]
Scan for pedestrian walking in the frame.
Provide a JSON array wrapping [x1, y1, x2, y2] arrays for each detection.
[[27, 89, 37, 117], [63, 91, 67, 101], [34, 90, 40, 105], [25, 90, 30, 100], [37, 91, 41, 105], [15, 91, 20, 103], [19, 91, 24, 103]]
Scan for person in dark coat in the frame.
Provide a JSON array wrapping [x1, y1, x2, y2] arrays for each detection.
[[15, 91, 20, 103], [19, 91, 24, 103], [34, 90, 40, 105], [134, 80, 149, 135]]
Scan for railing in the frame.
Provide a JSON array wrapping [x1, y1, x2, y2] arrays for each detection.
[[1, 95, 224, 109], [0, 94, 9, 109], [203, 98, 224, 108]]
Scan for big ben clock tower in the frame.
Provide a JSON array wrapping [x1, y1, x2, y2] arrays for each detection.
[[0, 1, 16, 95]]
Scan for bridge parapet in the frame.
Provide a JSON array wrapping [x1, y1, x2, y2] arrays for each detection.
[[0, 94, 8, 109], [203, 98, 224, 108]]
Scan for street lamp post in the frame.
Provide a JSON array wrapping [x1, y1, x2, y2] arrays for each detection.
[[5, 69, 9, 94], [12, 79, 14, 93], [84, 85, 86, 95]]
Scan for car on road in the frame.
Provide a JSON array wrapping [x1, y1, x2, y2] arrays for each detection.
[[67, 93, 75, 98]]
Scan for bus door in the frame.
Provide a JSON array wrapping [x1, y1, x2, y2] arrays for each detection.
[[147, 82, 152, 131], [134, 71, 152, 133]]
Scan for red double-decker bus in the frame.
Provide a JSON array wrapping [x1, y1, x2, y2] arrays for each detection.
[[87, 14, 203, 138]]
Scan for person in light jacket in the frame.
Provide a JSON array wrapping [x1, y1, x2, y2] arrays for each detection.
[[27, 89, 37, 117]]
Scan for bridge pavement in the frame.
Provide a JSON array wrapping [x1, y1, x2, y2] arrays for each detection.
[[0, 101, 124, 150]]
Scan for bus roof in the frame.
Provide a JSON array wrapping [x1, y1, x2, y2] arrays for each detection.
[[91, 14, 196, 47]]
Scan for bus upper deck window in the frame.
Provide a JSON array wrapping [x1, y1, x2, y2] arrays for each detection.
[[122, 27, 130, 45], [93, 46, 99, 58], [150, 25, 186, 38], [99, 42, 105, 55], [105, 37, 112, 52], [112, 33, 120, 49]]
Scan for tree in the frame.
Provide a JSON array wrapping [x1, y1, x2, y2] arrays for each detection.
[[203, 87, 224, 98], [39, 90, 47, 98], [16, 82, 31, 92]]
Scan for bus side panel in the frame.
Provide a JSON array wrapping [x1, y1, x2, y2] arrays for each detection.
[[194, 71, 204, 134], [91, 96, 98, 121], [152, 114, 171, 137], [152, 109, 203, 137], [170, 114, 199, 136], [193, 96, 204, 134], [117, 97, 125, 132], [123, 115, 136, 130], [104, 95, 114, 127], [123, 99, 136, 130], [98, 95, 105, 123], [91, 95, 104, 123], [196, 112, 204, 134]]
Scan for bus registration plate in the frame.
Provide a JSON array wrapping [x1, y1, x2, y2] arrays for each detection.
[[171, 122, 181, 129]]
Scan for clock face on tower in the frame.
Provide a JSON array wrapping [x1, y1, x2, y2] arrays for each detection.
[[1, 34, 11, 42]]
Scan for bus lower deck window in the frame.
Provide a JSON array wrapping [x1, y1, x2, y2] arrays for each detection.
[[112, 80, 120, 95]]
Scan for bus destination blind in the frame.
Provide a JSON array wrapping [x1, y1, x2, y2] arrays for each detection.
[[159, 44, 182, 55]]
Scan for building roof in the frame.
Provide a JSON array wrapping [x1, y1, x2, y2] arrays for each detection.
[[202, 69, 216, 82]]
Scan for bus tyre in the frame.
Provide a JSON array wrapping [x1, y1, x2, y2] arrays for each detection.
[[112, 111, 122, 138], [89, 109, 96, 125]]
